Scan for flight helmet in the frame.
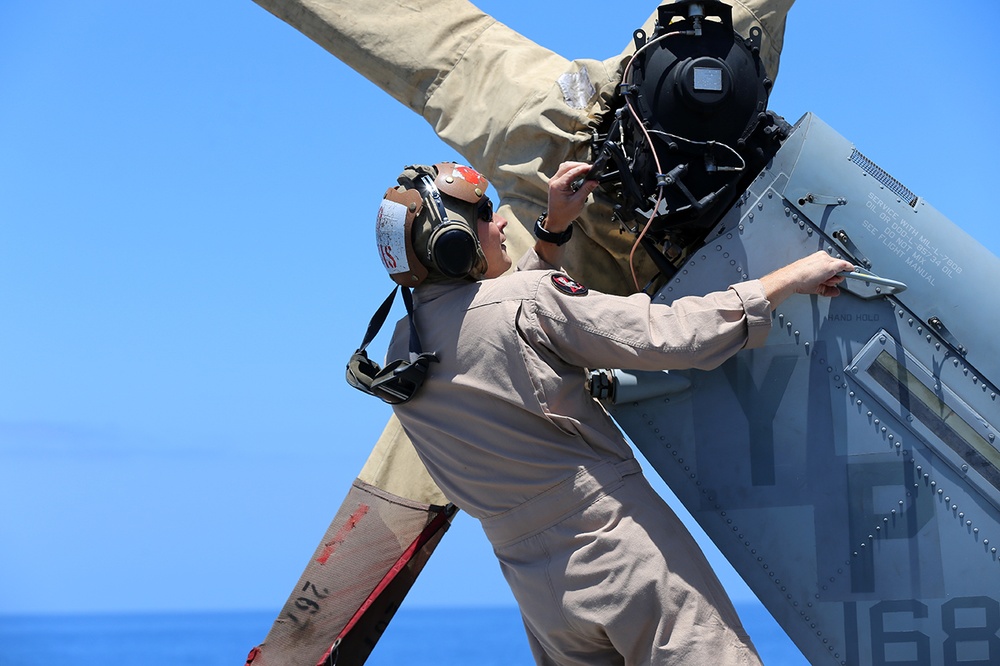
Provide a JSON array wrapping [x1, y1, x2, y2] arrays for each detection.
[[376, 162, 493, 286]]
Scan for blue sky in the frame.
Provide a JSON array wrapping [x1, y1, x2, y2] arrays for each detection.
[[2, 0, 997, 629]]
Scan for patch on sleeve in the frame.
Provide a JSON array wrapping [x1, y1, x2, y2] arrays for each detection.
[[551, 273, 589, 296], [556, 68, 596, 110]]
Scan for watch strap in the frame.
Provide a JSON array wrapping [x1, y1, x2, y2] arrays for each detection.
[[533, 213, 573, 246]]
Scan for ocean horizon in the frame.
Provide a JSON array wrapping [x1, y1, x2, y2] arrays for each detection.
[[0, 602, 808, 665]]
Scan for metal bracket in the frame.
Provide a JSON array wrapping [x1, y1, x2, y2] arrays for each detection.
[[798, 193, 847, 207], [832, 229, 872, 269], [928, 316, 968, 356]]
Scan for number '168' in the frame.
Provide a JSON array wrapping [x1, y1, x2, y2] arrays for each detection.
[[868, 597, 999, 665]]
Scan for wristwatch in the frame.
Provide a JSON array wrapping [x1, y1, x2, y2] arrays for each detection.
[[533, 212, 574, 246]]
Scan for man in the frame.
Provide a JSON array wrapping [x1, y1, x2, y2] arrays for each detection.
[[370, 160, 852, 664], [248, 4, 799, 660]]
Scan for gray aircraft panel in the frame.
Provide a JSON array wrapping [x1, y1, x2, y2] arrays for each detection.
[[610, 113, 1000, 665]]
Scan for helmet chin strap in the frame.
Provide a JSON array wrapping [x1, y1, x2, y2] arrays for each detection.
[[346, 285, 438, 404]]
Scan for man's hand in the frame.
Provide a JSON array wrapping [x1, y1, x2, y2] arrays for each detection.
[[545, 161, 598, 233], [759, 251, 856, 307], [532, 161, 599, 269]]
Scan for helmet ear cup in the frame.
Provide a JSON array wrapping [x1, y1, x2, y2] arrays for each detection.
[[429, 224, 478, 278]]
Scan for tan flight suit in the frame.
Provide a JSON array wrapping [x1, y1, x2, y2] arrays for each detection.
[[251, 0, 795, 508], [387, 248, 772, 664]]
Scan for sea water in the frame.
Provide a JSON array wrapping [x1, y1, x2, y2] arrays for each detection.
[[0, 602, 808, 665]]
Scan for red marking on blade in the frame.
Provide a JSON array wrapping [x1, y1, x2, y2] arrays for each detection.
[[315, 504, 369, 565], [245, 646, 261, 665]]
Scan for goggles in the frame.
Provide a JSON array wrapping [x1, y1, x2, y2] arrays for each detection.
[[476, 196, 494, 223], [346, 349, 437, 404], [346, 286, 438, 404]]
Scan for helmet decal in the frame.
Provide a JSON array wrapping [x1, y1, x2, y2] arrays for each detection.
[[450, 165, 486, 189], [376, 198, 410, 276]]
